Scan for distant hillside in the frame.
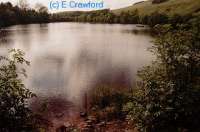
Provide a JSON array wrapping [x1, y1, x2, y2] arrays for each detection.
[[52, 0, 200, 26], [113, 0, 200, 16]]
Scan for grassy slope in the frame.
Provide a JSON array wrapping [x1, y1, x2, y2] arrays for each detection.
[[113, 0, 200, 16]]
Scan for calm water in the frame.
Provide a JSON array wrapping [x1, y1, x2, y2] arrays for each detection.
[[0, 23, 153, 102]]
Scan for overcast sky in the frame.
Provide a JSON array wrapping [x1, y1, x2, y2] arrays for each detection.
[[0, 0, 144, 12]]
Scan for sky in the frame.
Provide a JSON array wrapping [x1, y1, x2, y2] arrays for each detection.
[[0, 0, 144, 12]]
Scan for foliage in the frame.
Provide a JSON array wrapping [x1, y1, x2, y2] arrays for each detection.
[[141, 12, 169, 27], [53, 8, 194, 27], [53, 9, 170, 26], [119, 10, 139, 24], [89, 85, 130, 120], [0, 49, 36, 131], [0, 2, 49, 27], [52, 9, 140, 24], [124, 18, 200, 132]]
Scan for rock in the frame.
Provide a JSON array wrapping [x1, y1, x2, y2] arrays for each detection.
[[86, 120, 92, 125], [56, 113, 64, 118], [88, 116, 96, 121], [81, 127, 90, 132], [80, 112, 87, 117], [97, 121, 106, 127], [63, 122, 71, 128], [56, 125, 67, 132], [106, 122, 113, 125]]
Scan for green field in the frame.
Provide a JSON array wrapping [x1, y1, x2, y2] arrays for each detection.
[[113, 0, 200, 16]]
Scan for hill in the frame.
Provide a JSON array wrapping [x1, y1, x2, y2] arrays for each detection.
[[113, 0, 200, 16]]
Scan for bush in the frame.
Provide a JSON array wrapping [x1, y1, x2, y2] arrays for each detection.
[[0, 49, 36, 131], [124, 21, 200, 132]]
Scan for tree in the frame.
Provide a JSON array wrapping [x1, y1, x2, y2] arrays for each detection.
[[0, 49, 36, 131], [18, 0, 29, 10], [147, 11, 168, 27], [0, 2, 49, 27], [124, 20, 200, 131], [152, 0, 168, 4], [35, 3, 48, 13], [34, 3, 49, 23], [129, 10, 139, 24]]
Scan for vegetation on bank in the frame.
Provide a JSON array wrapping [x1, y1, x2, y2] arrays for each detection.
[[89, 85, 130, 121], [0, 50, 53, 131], [0, 1, 49, 27], [124, 17, 200, 131], [0, 49, 36, 131]]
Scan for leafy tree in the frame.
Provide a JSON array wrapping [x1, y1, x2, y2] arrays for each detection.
[[124, 20, 200, 131], [147, 12, 168, 27], [0, 2, 49, 27], [0, 49, 36, 131], [18, 0, 29, 10]]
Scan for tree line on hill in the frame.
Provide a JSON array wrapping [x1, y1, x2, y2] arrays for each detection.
[[52, 9, 193, 27], [152, 0, 168, 4]]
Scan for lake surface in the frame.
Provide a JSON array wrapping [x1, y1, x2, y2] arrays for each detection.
[[0, 23, 154, 103]]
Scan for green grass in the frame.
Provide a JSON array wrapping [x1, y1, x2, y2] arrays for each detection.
[[113, 0, 200, 16]]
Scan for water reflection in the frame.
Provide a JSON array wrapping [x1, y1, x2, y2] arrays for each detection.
[[0, 23, 154, 103], [0, 29, 12, 45]]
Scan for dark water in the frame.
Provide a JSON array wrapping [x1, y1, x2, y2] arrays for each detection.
[[0, 23, 154, 102]]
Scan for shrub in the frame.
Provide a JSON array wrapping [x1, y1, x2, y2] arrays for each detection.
[[0, 49, 36, 131], [124, 21, 200, 132]]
